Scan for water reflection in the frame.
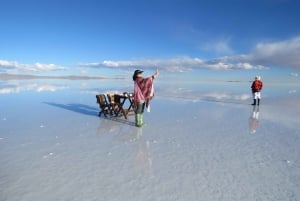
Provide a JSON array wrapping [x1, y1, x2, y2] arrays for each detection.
[[248, 105, 260, 134], [97, 119, 153, 176], [158, 85, 251, 104], [0, 81, 68, 94]]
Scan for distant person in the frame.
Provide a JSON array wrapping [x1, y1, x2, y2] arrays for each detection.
[[133, 69, 159, 127], [251, 76, 263, 105]]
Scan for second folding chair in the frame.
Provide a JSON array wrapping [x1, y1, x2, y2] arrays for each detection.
[[107, 94, 127, 118], [96, 94, 111, 117]]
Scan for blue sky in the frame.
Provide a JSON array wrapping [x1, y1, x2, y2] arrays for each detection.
[[0, 0, 300, 76]]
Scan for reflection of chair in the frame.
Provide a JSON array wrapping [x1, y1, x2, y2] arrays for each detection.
[[96, 94, 111, 117], [107, 94, 126, 118]]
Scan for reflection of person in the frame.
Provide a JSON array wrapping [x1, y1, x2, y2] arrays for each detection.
[[249, 105, 260, 134], [132, 69, 159, 127], [251, 76, 263, 105], [97, 121, 153, 176], [134, 127, 153, 176]]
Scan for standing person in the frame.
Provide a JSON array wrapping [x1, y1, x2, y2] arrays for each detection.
[[251, 76, 263, 105], [133, 69, 159, 127]]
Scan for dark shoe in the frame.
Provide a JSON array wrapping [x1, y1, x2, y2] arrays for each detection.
[[257, 99, 260, 105], [251, 99, 256, 105]]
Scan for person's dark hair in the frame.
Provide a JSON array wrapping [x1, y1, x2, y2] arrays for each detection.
[[133, 69, 143, 81]]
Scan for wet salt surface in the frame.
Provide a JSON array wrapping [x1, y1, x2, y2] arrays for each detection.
[[0, 79, 300, 201]]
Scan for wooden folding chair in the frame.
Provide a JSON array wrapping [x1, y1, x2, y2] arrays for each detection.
[[107, 93, 127, 118], [96, 94, 111, 117]]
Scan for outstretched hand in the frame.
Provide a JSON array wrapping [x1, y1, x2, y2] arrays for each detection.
[[154, 69, 159, 78]]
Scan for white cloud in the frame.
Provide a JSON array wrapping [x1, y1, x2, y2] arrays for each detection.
[[83, 35, 300, 71], [0, 60, 19, 69], [202, 38, 234, 55], [80, 57, 205, 71], [33, 63, 64, 71], [2, 36, 300, 75], [251, 36, 300, 68], [290, 72, 298, 77], [0, 60, 67, 72], [79, 56, 265, 71], [201, 36, 300, 70]]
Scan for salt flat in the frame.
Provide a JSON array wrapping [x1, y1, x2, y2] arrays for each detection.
[[0, 78, 299, 201]]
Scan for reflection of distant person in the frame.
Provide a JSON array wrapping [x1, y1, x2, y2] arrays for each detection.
[[249, 105, 260, 134], [133, 69, 159, 127], [251, 76, 263, 105]]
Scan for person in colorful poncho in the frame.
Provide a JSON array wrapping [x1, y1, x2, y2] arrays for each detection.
[[133, 69, 159, 127]]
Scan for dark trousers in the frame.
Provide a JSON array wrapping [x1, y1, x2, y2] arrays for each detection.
[[136, 102, 145, 114]]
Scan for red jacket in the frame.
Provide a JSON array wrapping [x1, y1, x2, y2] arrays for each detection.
[[251, 80, 263, 92]]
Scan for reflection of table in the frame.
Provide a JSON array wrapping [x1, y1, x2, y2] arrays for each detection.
[[107, 92, 135, 119]]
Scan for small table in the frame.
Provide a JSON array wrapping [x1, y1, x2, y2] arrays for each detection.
[[108, 92, 135, 119]]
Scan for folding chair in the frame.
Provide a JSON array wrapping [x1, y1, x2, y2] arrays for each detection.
[[96, 94, 111, 117], [107, 93, 127, 118]]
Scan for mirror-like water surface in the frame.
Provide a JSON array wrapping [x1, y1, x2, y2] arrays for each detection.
[[1, 78, 300, 201]]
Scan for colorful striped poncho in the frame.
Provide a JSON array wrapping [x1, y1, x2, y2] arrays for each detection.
[[134, 76, 154, 111]]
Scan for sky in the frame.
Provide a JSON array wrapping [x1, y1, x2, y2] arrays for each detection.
[[0, 0, 300, 77]]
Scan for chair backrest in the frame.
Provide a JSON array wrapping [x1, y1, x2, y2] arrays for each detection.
[[96, 94, 108, 107], [107, 94, 115, 105], [107, 94, 122, 104], [113, 94, 121, 104]]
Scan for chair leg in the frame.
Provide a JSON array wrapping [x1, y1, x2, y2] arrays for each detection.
[[99, 108, 109, 117]]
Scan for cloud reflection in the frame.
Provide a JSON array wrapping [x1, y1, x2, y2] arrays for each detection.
[[0, 82, 68, 94], [262, 97, 300, 129], [158, 87, 250, 104]]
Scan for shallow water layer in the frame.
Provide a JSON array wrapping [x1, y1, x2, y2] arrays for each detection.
[[0, 79, 300, 201]]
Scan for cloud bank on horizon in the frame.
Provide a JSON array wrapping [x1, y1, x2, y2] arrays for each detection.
[[2, 36, 299, 74], [80, 36, 300, 71]]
